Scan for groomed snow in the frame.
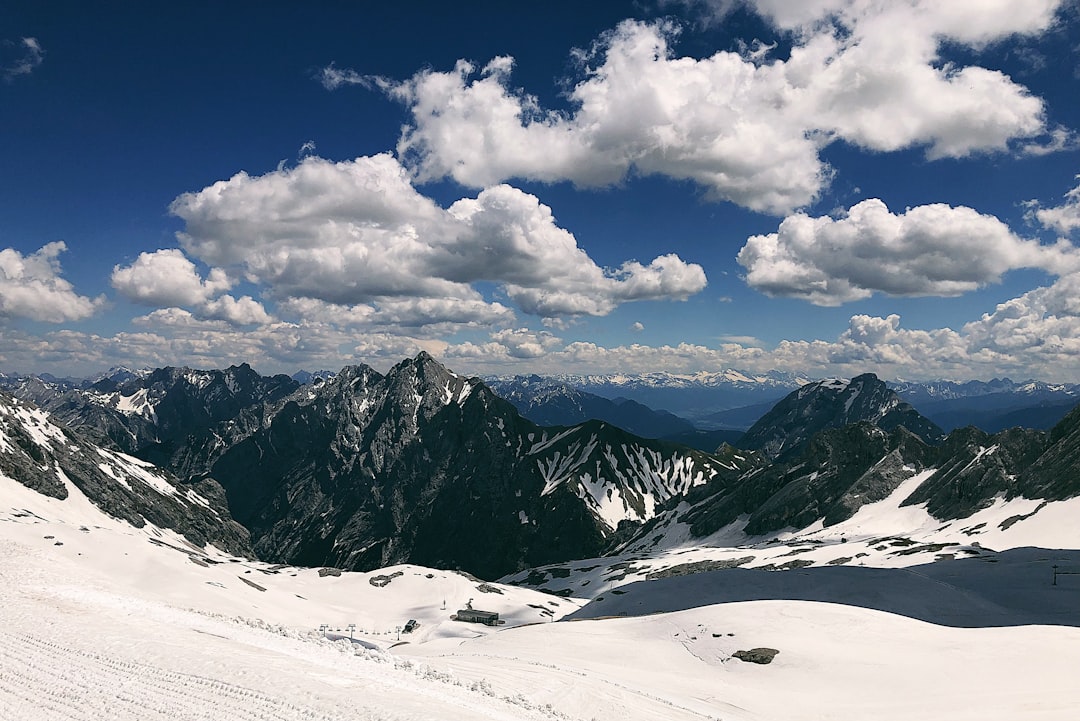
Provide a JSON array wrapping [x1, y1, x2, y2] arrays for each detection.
[[3, 468, 1079, 720]]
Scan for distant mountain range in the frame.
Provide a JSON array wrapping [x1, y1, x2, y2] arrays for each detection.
[[483, 371, 1080, 434], [889, 378, 1080, 432], [485, 375, 697, 438], [2, 358, 1078, 580]]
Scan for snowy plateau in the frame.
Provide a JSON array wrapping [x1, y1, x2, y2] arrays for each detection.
[[2, 361, 1080, 720]]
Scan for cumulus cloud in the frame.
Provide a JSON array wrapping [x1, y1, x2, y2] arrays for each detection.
[[8, 271, 1080, 381], [201, 294, 274, 325], [0, 242, 103, 322], [351, 3, 1058, 214], [119, 313, 434, 372], [1, 37, 44, 81], [277, 296, 514, 332], [738, 199, 1080, 305], [962, 272, 1080, 360], [1030, 176, 1080, 235], [438, 272, 1080, 381], [170, 154, 706, 323], [111, 249, 271, 327], [111, 249, 231, 307]]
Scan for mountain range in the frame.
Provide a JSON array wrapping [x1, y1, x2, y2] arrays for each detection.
[[2, 355, 1078, 581]]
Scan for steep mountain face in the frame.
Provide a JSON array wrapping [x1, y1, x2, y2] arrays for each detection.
[[486, 375, 695, 438], [3, 364, 300, 477], [739, 374, 945, 460], [902, 403, 1080, 517], [634, 424, 934, 546], [196, 354, 728, 579], [900, 426, 1047, 519], [0, 391, 250, 555], [1018, 402, 1080, 500], [623, 392, 1080, 554]]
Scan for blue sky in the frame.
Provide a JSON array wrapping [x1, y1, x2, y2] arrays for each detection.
[[3, 0, 1080, 381]]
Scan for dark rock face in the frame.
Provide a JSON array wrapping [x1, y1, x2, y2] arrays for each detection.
[[3, 356, 728, 578], [668, 424, 933, 540], [0, 391, 251, 555], [626, 394, 1080, 553], [2, 364, 299, 478], [901, 426, 1047, 519], [197, 354, 728, 579], [8, 357, 1079, 581], [739, 374, 945, 460], [903, 404, 1080, 518], [1016, 402, 1080, 500]]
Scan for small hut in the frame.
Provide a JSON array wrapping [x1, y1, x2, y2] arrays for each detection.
[[455, 608, 500, 625]]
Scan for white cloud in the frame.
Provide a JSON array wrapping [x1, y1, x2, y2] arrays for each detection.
[[962, 272, 1080, 361], [363, 4, 1058, 214], [1030, 176, 1080, 235], [386, 23, 828, 214], [445, 185, 707, 315], [111, 249, 231, 306], [1, 37, 44, 81], [738, 198, 1080, 305], [277, 296, 514, 333], [0, 242, 103, 322], [111, 249, 271, 327], [201, 295, 274, 325], [631, 321, 645, 332], [319, 62, 371, 91], [747, 0, 1061, 45], [8, 272, 1080, 381], [170, 154, 706, 322]]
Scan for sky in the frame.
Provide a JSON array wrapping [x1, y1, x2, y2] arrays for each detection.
[[2, 1, 1080, 382]]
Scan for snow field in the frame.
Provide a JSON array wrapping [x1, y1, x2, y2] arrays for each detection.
[[4, 465, 1080, 720]]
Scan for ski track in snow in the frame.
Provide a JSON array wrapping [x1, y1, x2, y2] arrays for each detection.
[[0, 631, 358, 721]]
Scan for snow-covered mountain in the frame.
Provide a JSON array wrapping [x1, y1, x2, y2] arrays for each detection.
[[2, 364, 301, 482], [606, 390, 1080, 557], [3, 358, 1078, 583], [890, 377, 1080, 432], [6, 354, 729, 579], [488, 368, 811, 420], [891, 377, 1080, 401]]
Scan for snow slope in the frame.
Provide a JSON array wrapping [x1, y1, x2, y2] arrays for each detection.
[[4, 469, 1080, 720]]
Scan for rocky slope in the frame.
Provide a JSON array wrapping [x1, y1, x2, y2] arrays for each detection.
[[622, 394, 1080, 552], [0, 390, 250, 555], [189, 354, 729, 578], [739, 374, 945, 460]]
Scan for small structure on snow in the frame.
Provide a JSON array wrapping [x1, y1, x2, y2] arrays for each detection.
[[453, 598, 501, 626]]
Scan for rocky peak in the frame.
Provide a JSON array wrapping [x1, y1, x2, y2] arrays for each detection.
[[740, 373, 944, 460]]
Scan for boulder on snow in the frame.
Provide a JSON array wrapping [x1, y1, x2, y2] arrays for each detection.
[[732, 647, 779, 664]]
